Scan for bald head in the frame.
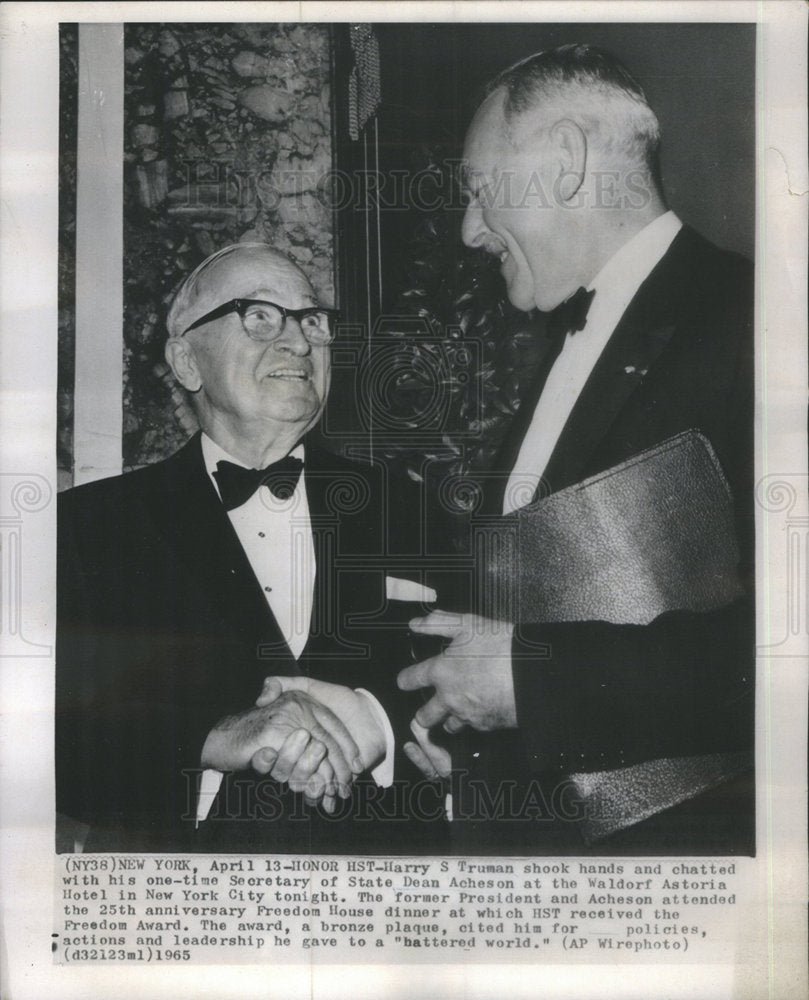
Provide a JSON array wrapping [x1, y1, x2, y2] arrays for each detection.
[[461, 44, 667, 311], [167, 243, 318, 339]]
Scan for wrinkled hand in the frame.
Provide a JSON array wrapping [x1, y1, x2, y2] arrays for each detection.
[[397, 611, 517, 732], [202, 688, 364, 813], [403, 719, 452, 781], [248, 729, 340, 813], [257, 676, 386, 773]]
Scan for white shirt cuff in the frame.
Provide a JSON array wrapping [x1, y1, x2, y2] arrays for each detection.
[[356, 688, 395, 787], [196, 768, 223, 826]]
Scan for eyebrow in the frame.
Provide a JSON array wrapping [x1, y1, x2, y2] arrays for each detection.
[[462, 171, 495, 200], [245, 289, 319, 306]]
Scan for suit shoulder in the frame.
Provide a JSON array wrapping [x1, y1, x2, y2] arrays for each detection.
[[654, 229, 752, 360], [304, 440, 427, 536], [699, 239, 751, 292], [57, 443, 195, 535], [59, 455, 171, 509], [305, 440, 419, 494], [676, 227, 752, 302], [305, 442, 372, 474]]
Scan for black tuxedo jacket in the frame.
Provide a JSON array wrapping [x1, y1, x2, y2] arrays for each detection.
[[56, 435, 447, 853], [450, 225, 755, 854]]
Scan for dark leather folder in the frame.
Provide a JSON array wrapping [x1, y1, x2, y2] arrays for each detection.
[[474, 430, 751, 843], [477, 429, 744, 624]]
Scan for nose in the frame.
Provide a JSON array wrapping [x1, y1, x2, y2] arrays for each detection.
[[461, 198, 490, 249], [273, 316, 311, 356]]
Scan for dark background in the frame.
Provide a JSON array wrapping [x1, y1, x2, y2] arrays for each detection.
[[58, 22, 755, 478], [327, 22, 755, 467], [374, 21, 755, 269]]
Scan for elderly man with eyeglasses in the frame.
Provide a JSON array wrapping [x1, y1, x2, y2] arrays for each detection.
[[56, 243, 447, 854]]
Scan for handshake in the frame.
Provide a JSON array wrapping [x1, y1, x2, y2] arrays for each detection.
[[201, 611, 516, 811], [201, 676, 389, 814]]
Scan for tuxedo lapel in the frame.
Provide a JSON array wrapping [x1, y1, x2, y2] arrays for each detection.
[[539, 232, 691, 493], [299, 443, 382, 673], [300, 443, 336, 669], [144, 434, 297, 672], [148, 438, 385, 682], [482, 331, 565, 514]]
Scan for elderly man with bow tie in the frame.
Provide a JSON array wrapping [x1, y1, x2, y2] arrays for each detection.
[[56, 242, 447, 854]]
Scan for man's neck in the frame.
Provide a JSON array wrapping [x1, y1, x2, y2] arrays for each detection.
[[555, 193, 668, 303], [596, 207, 667, 267], [199, 416, 307, 469]]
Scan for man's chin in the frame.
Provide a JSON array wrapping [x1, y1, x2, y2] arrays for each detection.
[[505, 285, 538, 314], [258, 395, 322, 427]]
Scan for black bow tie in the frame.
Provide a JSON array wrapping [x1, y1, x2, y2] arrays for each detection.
[[547, 286, 596, 340], [213, 455, 303, 510]]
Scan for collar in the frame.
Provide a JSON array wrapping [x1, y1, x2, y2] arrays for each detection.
[[584, 211, 682, 328], [201, 432, 305, 499]]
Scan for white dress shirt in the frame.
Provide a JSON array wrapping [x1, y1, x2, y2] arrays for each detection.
[[503, 211, 683, 513], [202, 434, 314, 657], [196, 434, 393, 824]]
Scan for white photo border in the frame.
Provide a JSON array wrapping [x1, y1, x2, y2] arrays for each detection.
[[0, 2, 806, 998]]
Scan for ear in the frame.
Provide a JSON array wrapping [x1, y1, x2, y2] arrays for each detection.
[[549, 119, 587, 204], [165, 336, 202, 392]]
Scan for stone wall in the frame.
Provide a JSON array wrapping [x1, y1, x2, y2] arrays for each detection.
[[57, 26, 78, 490], [122, 22, 334, 469]]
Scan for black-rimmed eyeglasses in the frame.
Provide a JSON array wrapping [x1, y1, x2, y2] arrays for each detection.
[[182, 299, 338, 345]]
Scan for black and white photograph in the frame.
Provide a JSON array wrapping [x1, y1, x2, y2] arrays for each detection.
[[55, 18, 756, 857], [0, 2, 806, 998]]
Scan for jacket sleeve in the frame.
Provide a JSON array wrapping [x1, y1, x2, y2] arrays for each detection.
[[55, 490, 222, 837], [511, 595, 754, 774]]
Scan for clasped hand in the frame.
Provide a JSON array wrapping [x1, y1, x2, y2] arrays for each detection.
[[202, 677, 385, 814], [202, 612, 517, 803]]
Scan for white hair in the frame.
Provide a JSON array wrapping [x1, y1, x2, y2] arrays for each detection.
[[166, 242, 311, 338], [487, 43, 661, 175]]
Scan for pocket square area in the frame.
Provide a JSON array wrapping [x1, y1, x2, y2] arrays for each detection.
[[385, 576, 438, 603]]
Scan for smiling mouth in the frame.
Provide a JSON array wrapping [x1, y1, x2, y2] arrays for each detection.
[[265, 368, 311, 381], [482, 237, 509, 263], [493, 247, 511, 273]]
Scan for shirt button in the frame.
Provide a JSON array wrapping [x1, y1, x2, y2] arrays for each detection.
[[264, 586, 272, 592], [258, 531, 266, 538]]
